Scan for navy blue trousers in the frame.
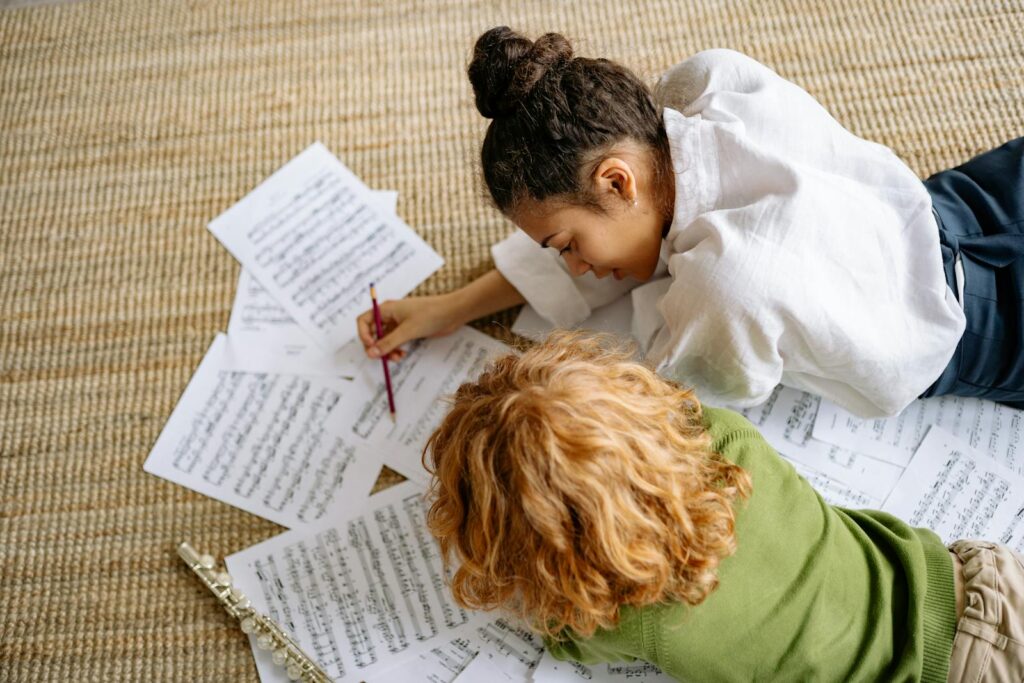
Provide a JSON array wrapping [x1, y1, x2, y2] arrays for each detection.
[[921, 137, 1024, 408]]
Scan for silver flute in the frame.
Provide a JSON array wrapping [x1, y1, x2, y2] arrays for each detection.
[[178, 542, 333, 683]]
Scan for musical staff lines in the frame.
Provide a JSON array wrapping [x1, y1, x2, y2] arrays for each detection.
[[144, 334, 380, 529], [209, 142, 442, 351], [224, 483, 489, 682]]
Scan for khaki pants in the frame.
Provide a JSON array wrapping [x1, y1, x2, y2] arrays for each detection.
[[947, 540, 1024, 682]]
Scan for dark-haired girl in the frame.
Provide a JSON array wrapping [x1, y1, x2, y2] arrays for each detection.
[[357, 27, 1024, 418]]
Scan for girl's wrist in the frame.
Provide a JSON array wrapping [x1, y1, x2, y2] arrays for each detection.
[[440, 289, 474, 327]]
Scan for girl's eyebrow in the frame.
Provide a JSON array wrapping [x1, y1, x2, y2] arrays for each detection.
[[540, 234, 557, 248]]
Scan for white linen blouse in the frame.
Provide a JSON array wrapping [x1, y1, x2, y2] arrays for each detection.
[[491, 49, 965, 418]]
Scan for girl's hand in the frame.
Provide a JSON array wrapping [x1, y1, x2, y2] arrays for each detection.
[[356, 294, 464, 362]]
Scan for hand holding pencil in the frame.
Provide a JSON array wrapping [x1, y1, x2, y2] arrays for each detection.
[[355, 292, 466, 362], [369, 284, 397, 422]]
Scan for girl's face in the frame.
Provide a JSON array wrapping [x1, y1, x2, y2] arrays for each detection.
[[511, 154, 668, 282]]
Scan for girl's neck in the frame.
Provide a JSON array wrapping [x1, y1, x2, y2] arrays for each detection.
[[654, 144, 676, 238]]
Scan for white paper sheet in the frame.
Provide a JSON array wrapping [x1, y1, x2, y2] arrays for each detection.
[[532, 651, 674, 683], [881, 426, 1024, 545], [512, 295, 636, 343], [379, 619, 542, 683], [143, 333, 381, 529], [740, 386, 904, 501], [224, 482, 490, 682], [813, 395, 1024, 471], [342, 326, 511, 483], [451, 653, 515, 682], [374, 637, 479, 683], [209, 142, 443, 351], [223, 190, 399, 378], [224, 269, 367, 377], [784, 459, 882, 509]]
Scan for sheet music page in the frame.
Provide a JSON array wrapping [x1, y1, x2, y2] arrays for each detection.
[[374, 637, 480, 683], [224, 269, 366, 377], [813, 395, 1024, 471], [881, 426, 1024, 545], [450, 652, 519, 682], [784, 460, 882, 509], [223, 190, 398, 378], [142, 334, 380, 529], [532, 651, 675, 683], [342, 326, 512, 483], [224, 482, 490, 682], [209, 142, 443, 351], [740, 386, 904, 501], [512, 296, 636, 343], [379, 619, 542, 683]]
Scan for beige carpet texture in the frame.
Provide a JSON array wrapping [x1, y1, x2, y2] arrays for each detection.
[[1, 0, 1022, 680]]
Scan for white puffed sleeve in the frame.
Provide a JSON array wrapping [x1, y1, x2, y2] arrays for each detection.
[[491, 228, 641, 328], [647, 247, 784, 409]]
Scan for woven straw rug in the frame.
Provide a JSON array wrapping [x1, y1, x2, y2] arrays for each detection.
[[1, 0, 1022, 679]]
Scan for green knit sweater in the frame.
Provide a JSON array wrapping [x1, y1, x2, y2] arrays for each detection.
[[545, 408, 957, 682]]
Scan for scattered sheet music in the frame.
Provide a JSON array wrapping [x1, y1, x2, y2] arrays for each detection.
[[343, 326, 511, 483], [451, 652, 518, 682], [225, 482, 490, 682], [785, 460, 883, 509], [379, 619, 542, 683], [740, 386, 903, 502], [223, 190, 399, 378], [532, 651, 674, 682], [209, 142, 443, 351], [224, 269, 366, 377], [813, 395, 1024, 471], [143, 334, 380, 529], [881, 426, 1024, 550]]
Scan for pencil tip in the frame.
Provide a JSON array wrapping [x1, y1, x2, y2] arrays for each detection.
[[389, 411, 396, 423]]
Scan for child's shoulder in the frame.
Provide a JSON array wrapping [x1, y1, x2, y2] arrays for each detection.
[[701, 406, 767, 451], [655, 49, 780, 110], [701, 405, 757, 434]]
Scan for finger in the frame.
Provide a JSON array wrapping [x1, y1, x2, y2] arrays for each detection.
[[369, 326, 413, 359], [386, 348, 407, 362], [356, 310, 378, 348]]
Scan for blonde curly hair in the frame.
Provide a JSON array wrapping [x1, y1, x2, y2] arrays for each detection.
[[424, 331, 751, 638]]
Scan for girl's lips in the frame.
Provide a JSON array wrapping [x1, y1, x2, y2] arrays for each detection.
[[613, 269, 624, 280]]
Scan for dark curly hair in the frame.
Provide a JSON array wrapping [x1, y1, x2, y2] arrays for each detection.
[[468, 27, 672, 215]]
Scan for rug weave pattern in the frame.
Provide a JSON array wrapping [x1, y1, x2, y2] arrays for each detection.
[[2, 0, 1022, 679]]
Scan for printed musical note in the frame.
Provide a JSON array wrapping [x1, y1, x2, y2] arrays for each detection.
[[209, 142, 443, 351], [143, 334, 380, 529]]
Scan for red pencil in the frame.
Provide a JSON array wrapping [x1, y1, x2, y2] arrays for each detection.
[[369, 283, 396, 422]]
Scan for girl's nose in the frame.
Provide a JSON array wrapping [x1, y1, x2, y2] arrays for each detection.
[[563, 252, 591, 276]]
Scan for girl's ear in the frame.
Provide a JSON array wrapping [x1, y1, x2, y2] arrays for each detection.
[[593, 157, 637, 205]]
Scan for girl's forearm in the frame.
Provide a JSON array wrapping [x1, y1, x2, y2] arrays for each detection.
[[448, 269, 526, 324]]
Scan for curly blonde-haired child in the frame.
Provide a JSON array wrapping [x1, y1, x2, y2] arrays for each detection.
[[424, 332, 1024, 682]]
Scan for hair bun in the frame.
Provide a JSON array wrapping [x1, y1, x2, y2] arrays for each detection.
[[468, 27, 574, 119]]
